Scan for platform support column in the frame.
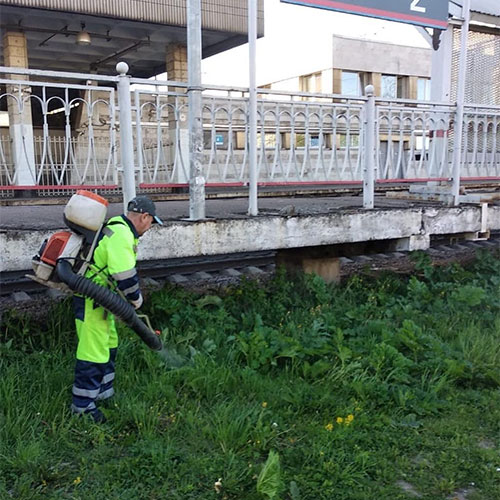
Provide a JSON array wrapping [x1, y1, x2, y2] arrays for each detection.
[[166, 44, 189, 184], [451, 0, 471, 206], [3, 31, 36, 186], [363, 85, 376, 209], [187, 0, 206, 221], [116, 62, 136, 211], [248, 0, 258, 216]]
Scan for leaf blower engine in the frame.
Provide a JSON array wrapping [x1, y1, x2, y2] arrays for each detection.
[[29, 190, 162, 351]]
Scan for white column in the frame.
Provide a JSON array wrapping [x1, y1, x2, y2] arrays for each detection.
[[3, 31, 36, 186], [430, 26, 454, 179]]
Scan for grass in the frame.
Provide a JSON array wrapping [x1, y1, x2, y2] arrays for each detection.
[[1, 250, 499, 499]]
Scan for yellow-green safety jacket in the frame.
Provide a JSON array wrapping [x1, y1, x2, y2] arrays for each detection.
[[88, 215, 142, 307]]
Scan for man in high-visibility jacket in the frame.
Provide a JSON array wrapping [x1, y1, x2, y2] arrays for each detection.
[[71, 195, 162, 423]]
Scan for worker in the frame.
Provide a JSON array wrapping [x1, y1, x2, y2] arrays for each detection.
[[71, 195, 162, 423]]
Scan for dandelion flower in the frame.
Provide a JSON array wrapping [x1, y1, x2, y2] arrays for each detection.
[[262, 402, 268, 408], [325, 422, 334, 431], [214, 478, 222, 493], [346, 414, 354, 422], [336, 417, 344, 424], [73, 477, 82, 486]]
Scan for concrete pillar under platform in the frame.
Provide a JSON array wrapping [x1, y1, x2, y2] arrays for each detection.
[[277, 249, 341, 284], [166, 44, 189, 183], [3, 31, 36, 186], [392, 234, 430, 252]]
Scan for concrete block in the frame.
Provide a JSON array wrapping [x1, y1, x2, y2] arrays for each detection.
[[193, 271, 212, 280], [453, 244, 471, 251], [352, 255, 372, 262], [46, 289, 67, 300], [426, 248, 443, 255], [221, 268, 242, 277], [464, 242, 485, 249], [243, 266, 265, 276], [142, 277, 160, 288], [475, 240, 498, 248], [394, 235, 430, 251], [169, 274, 188, 284], [373, 253, 391, 259], [339, 256, 354, 264], [12, 291, 31, 302]]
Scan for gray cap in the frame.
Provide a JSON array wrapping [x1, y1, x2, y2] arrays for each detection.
[[127, 196, 163, 224]]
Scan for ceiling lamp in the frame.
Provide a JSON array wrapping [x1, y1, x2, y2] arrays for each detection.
[[76, 24, 91, 45]]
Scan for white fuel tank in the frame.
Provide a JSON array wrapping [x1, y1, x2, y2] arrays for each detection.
[[64, 190, 108, 231]]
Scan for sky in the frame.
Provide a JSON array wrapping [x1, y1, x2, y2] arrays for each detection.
[[200, 0, 431, 87]]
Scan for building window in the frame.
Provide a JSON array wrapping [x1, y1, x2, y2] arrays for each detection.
[[417, 78, 431, 101], [381, 75, 397, 99], [341, 71, 361, 96], [299, 72, 322, 93], [257, 132, 277, 149]]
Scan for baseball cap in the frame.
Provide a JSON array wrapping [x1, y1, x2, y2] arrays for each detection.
[[127, 196, 163, 224]]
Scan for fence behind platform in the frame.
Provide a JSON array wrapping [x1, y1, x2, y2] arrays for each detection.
[[0, 66, 499, 199]]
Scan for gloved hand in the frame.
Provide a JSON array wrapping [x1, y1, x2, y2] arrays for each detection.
[[130, 294, 144, 310]]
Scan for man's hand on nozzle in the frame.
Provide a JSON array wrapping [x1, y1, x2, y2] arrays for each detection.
[[130, 294, 144, 310]]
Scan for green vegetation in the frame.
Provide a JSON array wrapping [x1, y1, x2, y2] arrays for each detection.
[[1, 251, 499, 499]]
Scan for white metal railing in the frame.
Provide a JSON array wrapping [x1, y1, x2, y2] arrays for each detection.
[[376, 99, 456, 180], [0, 73, 117, 189], [0, 65, 499, 206]]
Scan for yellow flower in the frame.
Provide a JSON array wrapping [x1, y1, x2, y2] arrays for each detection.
[[336, 417, 344, 424], [73, 477, 82, 486], [261, 402, 268, 408], [325, 422, 334, 431], [346, 414, 354, 422]]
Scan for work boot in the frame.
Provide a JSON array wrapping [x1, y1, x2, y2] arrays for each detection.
[[90, 409, 107, 424], [73, 408, 107, 424]]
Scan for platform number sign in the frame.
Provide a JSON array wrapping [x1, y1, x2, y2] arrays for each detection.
[[410, 0, 425, 14], [280, 0, 449, 30]]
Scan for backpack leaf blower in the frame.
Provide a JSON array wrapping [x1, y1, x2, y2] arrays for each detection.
[[28, 190, 162, 352]]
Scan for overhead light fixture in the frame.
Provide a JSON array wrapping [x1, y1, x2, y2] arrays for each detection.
[[76, 24, 91, 45]]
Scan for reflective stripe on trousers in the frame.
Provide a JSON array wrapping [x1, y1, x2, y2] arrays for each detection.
[[72, 348, 117, 415]]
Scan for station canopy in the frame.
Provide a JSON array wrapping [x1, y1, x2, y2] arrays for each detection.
[[0, 0, 263, 77]]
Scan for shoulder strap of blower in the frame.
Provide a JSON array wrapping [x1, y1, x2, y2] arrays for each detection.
[[83, 218, 129, 280]]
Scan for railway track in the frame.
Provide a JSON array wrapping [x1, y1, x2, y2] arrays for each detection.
[[0, 251, 277, 297], [1, 237, 498, 313]]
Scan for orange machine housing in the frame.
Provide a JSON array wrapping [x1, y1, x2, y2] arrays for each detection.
[[40, 231, 73, 267]]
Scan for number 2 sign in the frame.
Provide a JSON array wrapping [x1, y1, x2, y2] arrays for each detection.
[[281, 0, 449, 30]]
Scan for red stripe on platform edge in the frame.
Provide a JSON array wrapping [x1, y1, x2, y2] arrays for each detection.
[[0, 185, 119, 191]]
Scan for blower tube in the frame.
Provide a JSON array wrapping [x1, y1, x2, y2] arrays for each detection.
[[56, 259, 162, 351]]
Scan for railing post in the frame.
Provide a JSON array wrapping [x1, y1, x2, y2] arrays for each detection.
[[187, 0, 206, 220], [363, 85, 376, 209], [451, 0, 471, 206], [248, 0, 258, 216], [116, 62, 136, 211]]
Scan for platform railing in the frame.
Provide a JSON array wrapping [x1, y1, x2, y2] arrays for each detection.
[[0, 65, 499, 206]]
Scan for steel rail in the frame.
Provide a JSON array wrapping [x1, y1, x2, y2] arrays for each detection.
[[0, 250, 276, 296]]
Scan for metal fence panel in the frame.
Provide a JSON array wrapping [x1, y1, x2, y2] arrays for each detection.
[[0, 66, 499, 199]]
